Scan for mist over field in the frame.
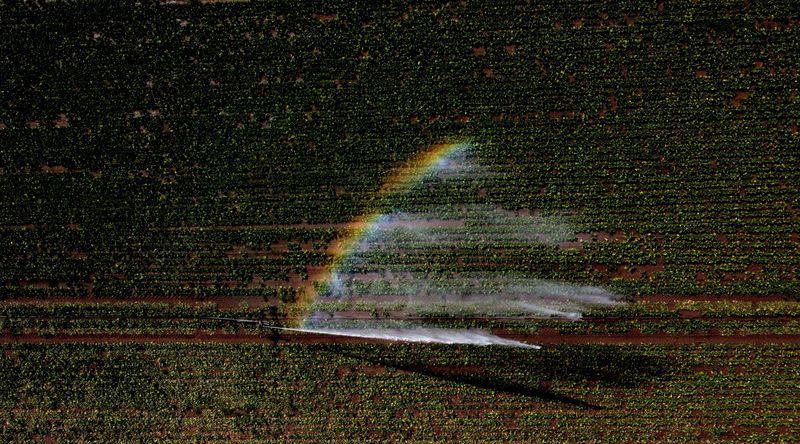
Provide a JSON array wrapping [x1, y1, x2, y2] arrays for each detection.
[[304, 144, 622, 342]]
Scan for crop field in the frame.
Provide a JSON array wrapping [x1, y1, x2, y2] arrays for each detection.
[[0, 343, 798, 441], [2, 0, 800, 441]]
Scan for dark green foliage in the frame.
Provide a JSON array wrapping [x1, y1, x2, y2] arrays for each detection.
[[0, 343, 798, 441], [1, 3, 798, 441], [2, 1, 798, 299]]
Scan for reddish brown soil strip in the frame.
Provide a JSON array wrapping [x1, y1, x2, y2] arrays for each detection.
[[4, 331, 800, 345], [164, 219, 465, 232], [4, 313, 797, 324], [731, 89, 752, 108], [374, 219, 465, 229], [313, 13, 337, 22], [4, 295, 268, 310], [163, 222, 354, 231], [54, 113, 69, 128], [591, 315, 798, 322], [498, 332, 800, 345], [639, 294, 792, 302], [0, 332, 387, 345], [5, 292, 797, 310], [199, 0, 250, 4]]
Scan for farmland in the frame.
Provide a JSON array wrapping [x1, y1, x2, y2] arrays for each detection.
[[2, 343, 799, 441], [2, 0, 800, 441]]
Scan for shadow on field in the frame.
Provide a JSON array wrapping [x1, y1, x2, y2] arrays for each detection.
[[531, 346, 673, 388], [327, 345, 673, 410]]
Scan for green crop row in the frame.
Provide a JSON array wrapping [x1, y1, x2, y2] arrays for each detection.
[[0, 343, 798, 441], [4, 300, 800, 337], [2, 0, 799, 300]]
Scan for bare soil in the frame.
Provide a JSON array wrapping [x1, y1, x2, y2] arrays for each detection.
[[3, 330, 800, 346], [639, 294, 792, 302], [5, 295, 268, 310]]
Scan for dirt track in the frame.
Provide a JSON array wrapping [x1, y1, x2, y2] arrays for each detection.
[[3, 331, 800, 346], [4, 293, 798, 346]]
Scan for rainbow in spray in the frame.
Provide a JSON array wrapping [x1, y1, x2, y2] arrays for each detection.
[[299, 142, 471, 320], [376, 141, 471, 198], [328, 142, 470, 272]]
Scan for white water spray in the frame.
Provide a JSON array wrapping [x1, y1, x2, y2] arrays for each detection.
[[207, 317, 538, 349], [297, 327, 539, 348], [300, 142, 624, 348]]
